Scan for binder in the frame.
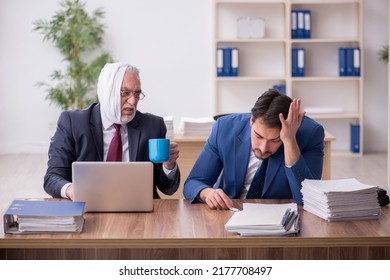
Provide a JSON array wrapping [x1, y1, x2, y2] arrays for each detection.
[[291, 48, 298, 77], [346, 48, 354, 76], [338, 48, 347, 76], [231, 47, 239, 76], [303, 10, 311, 39], [272, 84, 286, 95], [291, 10, 297, 39], [222, 48, 232, 76], [216, 48, 223, 77], [4, 200, 85, 234], [353, 47, 361, 76], [350, 123, 360, 153], [297, 48, 305, 76], [297, 10, 305, 39]]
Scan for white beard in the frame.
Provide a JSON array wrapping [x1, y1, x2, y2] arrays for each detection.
[[121, 112, 136, 123]]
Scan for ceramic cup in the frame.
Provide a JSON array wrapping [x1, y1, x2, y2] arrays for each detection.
[[148, 138, 170, 163]]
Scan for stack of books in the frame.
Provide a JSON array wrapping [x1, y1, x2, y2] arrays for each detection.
[[179, 117, 214, 137], [225, 203, 299, 236], [3, 200, 85, 234], [163, 116, 174, 138], [301, 178, 380, 221]]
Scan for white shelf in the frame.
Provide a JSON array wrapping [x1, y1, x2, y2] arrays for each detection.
[[213, 0, 363, 155]]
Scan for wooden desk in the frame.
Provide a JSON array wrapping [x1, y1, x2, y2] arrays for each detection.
[[1, 199, 389, 260], [164, 132, 335, 199]]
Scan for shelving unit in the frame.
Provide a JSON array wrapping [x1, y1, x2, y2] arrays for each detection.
[[213, 0, 363, 155]]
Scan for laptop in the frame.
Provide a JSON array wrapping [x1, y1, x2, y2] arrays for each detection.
[[72, 162, 154, 212]]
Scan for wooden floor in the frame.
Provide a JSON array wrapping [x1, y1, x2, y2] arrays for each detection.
[[0, 152, 388, 213]]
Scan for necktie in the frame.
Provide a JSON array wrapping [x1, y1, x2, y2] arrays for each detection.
[[106, 123, 122, 161], [246, 158, 268, 199]]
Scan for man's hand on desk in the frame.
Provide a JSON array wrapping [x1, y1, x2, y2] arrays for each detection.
[[65, 184, 74, 201], [200, 188, 233, 210]]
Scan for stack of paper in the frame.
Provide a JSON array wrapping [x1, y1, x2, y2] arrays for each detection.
[[302, 178, 380, 221], [303, 107, 343, 114], [225, 203, 299, 236], [179, 117, 215, 137], [163, 116, 174, 138], [3, 200, 85, 234]]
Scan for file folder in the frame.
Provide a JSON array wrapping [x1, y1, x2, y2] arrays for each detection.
[[338, 48, 347, 77], [297, 48, 305, 76], [303, 10, 311, 39], [350, 123, 360, 153], [222, 48, 232, 76], [292, 48, 297, 76], [4, 200, 85, 234], [291, 10, 297, 39], [297, 10, 305, 39], [272, 84, 286, 95], [353, 47, 361, 76], [216, 48, 223, 77], [231, 47, 239, 76], [346, 48, 354, 76]]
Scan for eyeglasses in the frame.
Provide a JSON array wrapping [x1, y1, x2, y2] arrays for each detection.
[[120, 89, 145, 100]]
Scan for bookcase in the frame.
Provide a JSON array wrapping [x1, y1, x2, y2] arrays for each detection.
[[213, 0, 363, 155]]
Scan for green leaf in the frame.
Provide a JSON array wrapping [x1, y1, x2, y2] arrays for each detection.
[[32, 0, 114, 110]]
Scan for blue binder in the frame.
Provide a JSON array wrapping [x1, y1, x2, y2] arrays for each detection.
[[231, 48, 239, 76], [217, 48, 224, 77], [273, 85, 286, 95], [346, 48, 354, 76], [292, 48, 298, 76], [297, 10, 305, 39], [350, 123, 360, 153], [223, 48, 232, 76], [4, 200, 86, 233], [303, 10, 311, 39], [338, 48, 347, 77], [291, 10, 297, 39], [297, 48, 305, 76], [353, 48, 361, 76]]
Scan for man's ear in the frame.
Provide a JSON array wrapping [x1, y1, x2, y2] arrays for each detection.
[[250, 116, 254, 126]]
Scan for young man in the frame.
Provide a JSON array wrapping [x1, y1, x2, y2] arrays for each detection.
[[183, 89, 324, 208], [44, 62, 180, 200]]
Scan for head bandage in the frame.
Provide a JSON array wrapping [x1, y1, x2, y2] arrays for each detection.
[[97, 62, 131, 124]]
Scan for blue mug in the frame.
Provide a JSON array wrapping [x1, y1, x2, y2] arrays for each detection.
[[148, 138, 170, 163]]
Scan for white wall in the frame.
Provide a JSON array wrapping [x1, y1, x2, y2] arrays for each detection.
[[363, 0, 388, 152], [0, 0, 387, 154]]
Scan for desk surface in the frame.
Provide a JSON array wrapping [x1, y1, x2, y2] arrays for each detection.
[[2, 199, 390, 249]]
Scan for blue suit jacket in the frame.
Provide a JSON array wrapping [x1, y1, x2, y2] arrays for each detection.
[[44, 103, 180, 199], [183, 113, 324, 205]]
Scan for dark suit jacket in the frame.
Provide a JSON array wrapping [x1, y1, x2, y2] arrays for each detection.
[[44, 103, 180, 198], [183, 113, 324, 205]]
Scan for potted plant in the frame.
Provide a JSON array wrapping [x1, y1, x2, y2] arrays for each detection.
[[33, 0, 113, 110], [378, 45, 388, 64]]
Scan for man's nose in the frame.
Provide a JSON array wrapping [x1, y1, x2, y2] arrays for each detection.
[[258, 140, 270, 152]]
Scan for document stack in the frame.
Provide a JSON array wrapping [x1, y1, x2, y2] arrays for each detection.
[[4, 200, 85, 234], [179, 117, 215, 137], [225, 203, 299, 236], [163, 116, 174, 138], [301, 178, 380, 221]]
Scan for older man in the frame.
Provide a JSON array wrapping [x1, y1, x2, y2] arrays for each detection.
[[44, 62, 180, 200]]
